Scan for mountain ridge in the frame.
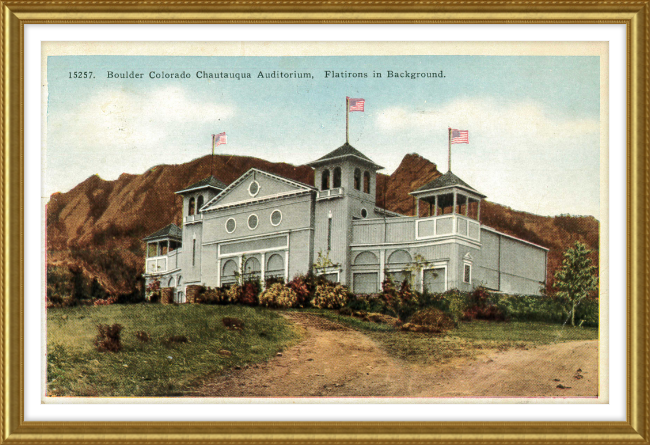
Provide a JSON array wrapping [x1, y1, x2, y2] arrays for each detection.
[[46, 153, 599, 296]]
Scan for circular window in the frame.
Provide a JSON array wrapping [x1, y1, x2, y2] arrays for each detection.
[[225, 218, 236, 233], [270, 209, 282, 226], [361, 208, 368, 218], [248, 214, 259, 230], [248, 180, 260, 197]]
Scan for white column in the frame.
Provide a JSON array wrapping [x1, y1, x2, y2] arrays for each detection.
[[415, 198, 420, 218], [379, 250, 386, 287], [260, 252, 266, 287], [434, 195, 438, 216]]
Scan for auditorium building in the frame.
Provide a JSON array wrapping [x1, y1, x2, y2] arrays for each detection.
[[143, 142, 548, 303]]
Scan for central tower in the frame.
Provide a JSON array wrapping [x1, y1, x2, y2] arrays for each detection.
[[308, 142, 383, 286]]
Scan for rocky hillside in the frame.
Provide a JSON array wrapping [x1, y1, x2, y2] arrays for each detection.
[[46, 153, 599, 296]]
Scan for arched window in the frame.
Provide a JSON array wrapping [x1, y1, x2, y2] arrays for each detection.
[[321, 169, 330, 190], [363, 171, 371, 194], [188, 197, 195, 216], [221, 260, 237, 285], [244, 257, 261, 280], [333, 167, 342, 188], [353, 251, 379, 265], [266, 254, 285, 279], [197, 195, 204, 211], [354, 168, 361, 190]]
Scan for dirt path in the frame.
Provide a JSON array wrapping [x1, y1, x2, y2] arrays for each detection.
[[192, 313, 598, 398]]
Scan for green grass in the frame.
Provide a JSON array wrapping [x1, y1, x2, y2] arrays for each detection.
[[304, 309, 598, 364], [47, 304, 301, 397]]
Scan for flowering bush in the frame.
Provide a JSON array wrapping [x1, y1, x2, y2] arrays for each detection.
[[259, 283, 299, 308], [93, 296, 117, 306], [145, 279, 161, 302], [226, 281, 260, 306], [287, 274, 313, 307], [311, 283, 350, 309]]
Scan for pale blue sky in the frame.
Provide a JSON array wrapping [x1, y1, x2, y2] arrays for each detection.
[[46, 55, 601, 218]]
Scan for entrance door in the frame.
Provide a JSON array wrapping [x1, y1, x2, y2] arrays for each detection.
[[423, 267, 446, 293]]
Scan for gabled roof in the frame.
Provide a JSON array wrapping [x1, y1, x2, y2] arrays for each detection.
[[308, 142, 384, 170], [143, 223, 182, 241], [201, 168, 316, 212], [175, 175, 227, 195], [411, 171, 486, 198]]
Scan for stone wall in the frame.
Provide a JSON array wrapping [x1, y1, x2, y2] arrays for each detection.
[[160, 287, 174, 304], [186, 285, 202, 304]]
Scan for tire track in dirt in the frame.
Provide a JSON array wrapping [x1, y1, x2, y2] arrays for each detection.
[[191, 312, 598, 398]]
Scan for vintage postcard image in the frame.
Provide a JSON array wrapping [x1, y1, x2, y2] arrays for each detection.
[[43, 42, 606, 402]]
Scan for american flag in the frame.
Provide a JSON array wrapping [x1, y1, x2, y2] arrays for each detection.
[[348, 97, 365, 112], [450, 128, 469, 144], [213, 132, 227, 146]]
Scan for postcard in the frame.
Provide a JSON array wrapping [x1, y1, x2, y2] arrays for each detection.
[[42, 41, 607, 403]]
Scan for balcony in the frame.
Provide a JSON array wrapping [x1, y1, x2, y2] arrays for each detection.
[[352, 214, 480, 246], [184, 213, 203, 224], [316, 187, 344, 201], [145, 248, 181, 275]]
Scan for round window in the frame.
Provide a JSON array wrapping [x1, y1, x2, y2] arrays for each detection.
[[361, 208, 368, 218], [248, 180, 260, 197], [225, 218, 236, 233], [270, 209, 282, 226], [248, 214, 258, 230]]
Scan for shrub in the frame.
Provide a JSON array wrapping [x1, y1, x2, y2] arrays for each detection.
[[135, 331, 150, 342], [380, 276, 420, 321], [311, 283, 350, 309], [442, 289, 468, 325], [407, 308, 455, 333], [222, 317, 245, 330], [197, 287, 228, 305], [462, 286, 507, 322], [94, 323, 123, 352], [259, 283, 299, 308], [226, 281, 260, 306], [345, 293, 386, 314], [287, 275, 311, 306]]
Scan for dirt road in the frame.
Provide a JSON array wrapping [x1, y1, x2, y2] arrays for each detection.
[[193, 313, 598, 398]]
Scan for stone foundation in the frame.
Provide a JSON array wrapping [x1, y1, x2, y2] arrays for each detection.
[[186, 285, 202, 304], [161, 287, 175, 304]]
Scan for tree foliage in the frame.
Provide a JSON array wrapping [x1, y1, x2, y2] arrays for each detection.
[[554, 241, 598, 326]]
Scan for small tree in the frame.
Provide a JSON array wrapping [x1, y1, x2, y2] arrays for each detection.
[[554, 241, 598, 326]]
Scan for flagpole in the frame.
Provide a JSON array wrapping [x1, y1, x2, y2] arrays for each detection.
[[211, 134, 215, 177], [448, 127, 452, 172], [346, 96, 349, 144]]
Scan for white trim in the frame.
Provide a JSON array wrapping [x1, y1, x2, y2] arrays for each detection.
[[247, 213, 259, 230], [175, 184, 224, 195], [316, 268, 340, 283], [207, 230, 300, 247], [463, 261, 472, 284], [410, 184, 486, 199], [202, 168, 315, 210], [225, 217, 236, 234], [219, 246, 289, 260], [248, 179, 261, 197], [270, 209, 283, 226], [420, 262, 448, 293], [350, 237, 480, 250], [351, 271, 381, 294], [205, 189, 312, 212]]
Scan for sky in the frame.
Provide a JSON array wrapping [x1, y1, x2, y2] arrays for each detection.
[[45, 54, 601, 218]]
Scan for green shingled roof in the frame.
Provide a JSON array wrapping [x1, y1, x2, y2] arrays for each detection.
[[176, 175, 227, 194], [413, 171, 485, 197], [143, 223, 182, 241], [308, 143, 383, 169]]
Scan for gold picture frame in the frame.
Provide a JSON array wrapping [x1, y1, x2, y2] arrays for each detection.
[[2, 2, 647, 443]]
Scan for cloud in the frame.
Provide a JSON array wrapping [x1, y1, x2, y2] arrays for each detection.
[[46, 86, 234, 195], [375, 98, 598, 145]]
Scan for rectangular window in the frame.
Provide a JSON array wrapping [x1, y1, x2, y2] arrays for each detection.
[[464, 263, 471, 283], [327, 217, 332, 251], [192, 239, 196, 267]]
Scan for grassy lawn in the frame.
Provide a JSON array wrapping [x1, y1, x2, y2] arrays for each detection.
[[306, 309, 598, 364], [47, 304, 301, 397]]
